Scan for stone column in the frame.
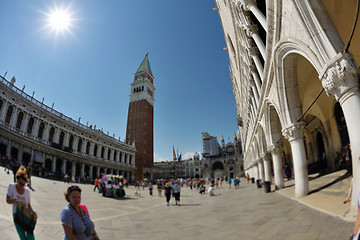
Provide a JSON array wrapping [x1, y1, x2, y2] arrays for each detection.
[[90, 142, 95, 156], [80, 163, 84, 178], [254, 163, 259, 180], [30, 149, 34, 165], [6, 140, 11, 158], [53, 128, 60, 144], [20, 113, 29, 132], [104, 147, 108, 160], [52, 157, 56, 173], [9, 106, 18, 127], [116, 151, 120, 162], [96, 145, 101, 158], [31, 118, 39, 138], [71, 163, 76, 176], [81, 140, 86, 154], [263, 154, 272, 182], [258, 159, 265, 183], [268, 145, 284, 189], [246, 25, 266, 62], [241, 0, 267, 31], [96, 167, 100, 178], [62, 160, 66, 175], [126, 154, 130, 165], [17, 145, 23, 164], [89, 165, 93, 179], [0, 100, 8, 121], [282, 122, 308, 198], [321, 52, 360, 214], [121, 152, 125, 163], [63, 132, 70, 147], [43, 123, 50, 143], [73, 136, 79, 153]]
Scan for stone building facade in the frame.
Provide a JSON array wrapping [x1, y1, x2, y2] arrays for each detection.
[[0, 75, 136, 181], [215, 0, 360, 215], [126, 53, 155, 180], [202, 133, 243, 179]]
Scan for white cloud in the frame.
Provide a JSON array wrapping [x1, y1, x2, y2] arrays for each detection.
[[183, 152, 194, 160], [154, 153, 167, 162]]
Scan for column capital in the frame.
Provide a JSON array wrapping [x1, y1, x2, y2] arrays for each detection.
[[320, 52, 359, 103], [267, 144, 281, 155], [240, 0, 256, 11], [282, 122, 305, 142], [245, 24, 258, 38]]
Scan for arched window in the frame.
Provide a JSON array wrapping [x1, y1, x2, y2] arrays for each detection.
[[86, 142, 90, 154], [49, 127, 55, 142], [5, 105, 13, 124], [27, 117, 34, 134], [101, 147, 105, 158], [16, 112, 24, 129], [108, 149, 111, 160], [113, 150, 117, 161], [124, 154, 127, 164], [94, 144, 98, 156], [69, 135, 74, 150], [38, 122, 45, 139], [77, 138, 83, 152], [129, 155, 132, 165], [59, 131, 65, 146], [119, 152, 122, 162], [0, 99, 3, 112]]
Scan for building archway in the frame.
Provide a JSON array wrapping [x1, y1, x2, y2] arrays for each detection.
[[45, 158, 52, 172], [212, 161, 224, 178], [56, 158, 63, 176], [84, 165, 90, 178], [22, 152, 31, 166], [66, 161, 72, 175], [92, 166, 97, 179], [11, 147, 18, 161], [75, 163, 81, 177]]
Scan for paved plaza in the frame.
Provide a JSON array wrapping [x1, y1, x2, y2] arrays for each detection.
[[0, 168, 354, 240]]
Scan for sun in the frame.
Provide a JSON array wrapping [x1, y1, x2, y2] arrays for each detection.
[[49, 10, 71, 31], [43, 4, 76, 38]]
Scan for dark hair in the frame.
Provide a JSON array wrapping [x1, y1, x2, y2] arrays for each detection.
[[64, 185, 82, 202]]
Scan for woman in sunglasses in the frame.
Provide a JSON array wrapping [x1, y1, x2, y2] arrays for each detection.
[[61, 185, 99, 240], [6, 165, 37, 240]]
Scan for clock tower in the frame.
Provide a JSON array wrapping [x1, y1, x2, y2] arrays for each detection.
[[126, 53, 155, 180]]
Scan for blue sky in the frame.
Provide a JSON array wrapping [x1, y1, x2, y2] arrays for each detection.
[[0, 0, 237, 162]]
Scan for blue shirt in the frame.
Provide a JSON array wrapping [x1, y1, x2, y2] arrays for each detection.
[[61, 204, 94, 240], [173, 185, 181, 193]]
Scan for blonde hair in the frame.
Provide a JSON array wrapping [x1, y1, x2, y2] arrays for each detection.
[[16, 166, 29, 183]]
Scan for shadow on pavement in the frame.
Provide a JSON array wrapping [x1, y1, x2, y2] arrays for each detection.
[[308, 170, 351, 195]]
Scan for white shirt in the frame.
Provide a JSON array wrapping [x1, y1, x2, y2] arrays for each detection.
[[7, 183, 30, 213], [208, 187, 214, 195]]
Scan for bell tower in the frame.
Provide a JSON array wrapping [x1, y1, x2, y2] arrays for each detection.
[[126, 53, 155, 180]]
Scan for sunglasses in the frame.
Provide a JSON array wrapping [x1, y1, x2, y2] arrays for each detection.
[[18, 182, 25, 186]]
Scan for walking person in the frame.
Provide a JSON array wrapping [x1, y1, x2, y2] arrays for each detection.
[[61, 185, 99, 240], [173, 181, 181, 206], [149, 182, 153, 196], [157, 180, 163, 197], [164, 183, 172, 206], [93, 178, 99, 192], [26, 163, 33, 189], [233, 177, 238, 189], [6, 166, 37, 240], [228, 177, 232, 189]]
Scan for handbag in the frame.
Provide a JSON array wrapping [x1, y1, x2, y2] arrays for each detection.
[[14, 202, 37, 234]]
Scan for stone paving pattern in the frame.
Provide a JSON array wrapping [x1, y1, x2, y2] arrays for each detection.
[[0, 167, 354, 240]]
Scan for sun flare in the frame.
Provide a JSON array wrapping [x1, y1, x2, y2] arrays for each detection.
[[49, 10, 71, 31], [43, 4, 76, 38]]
